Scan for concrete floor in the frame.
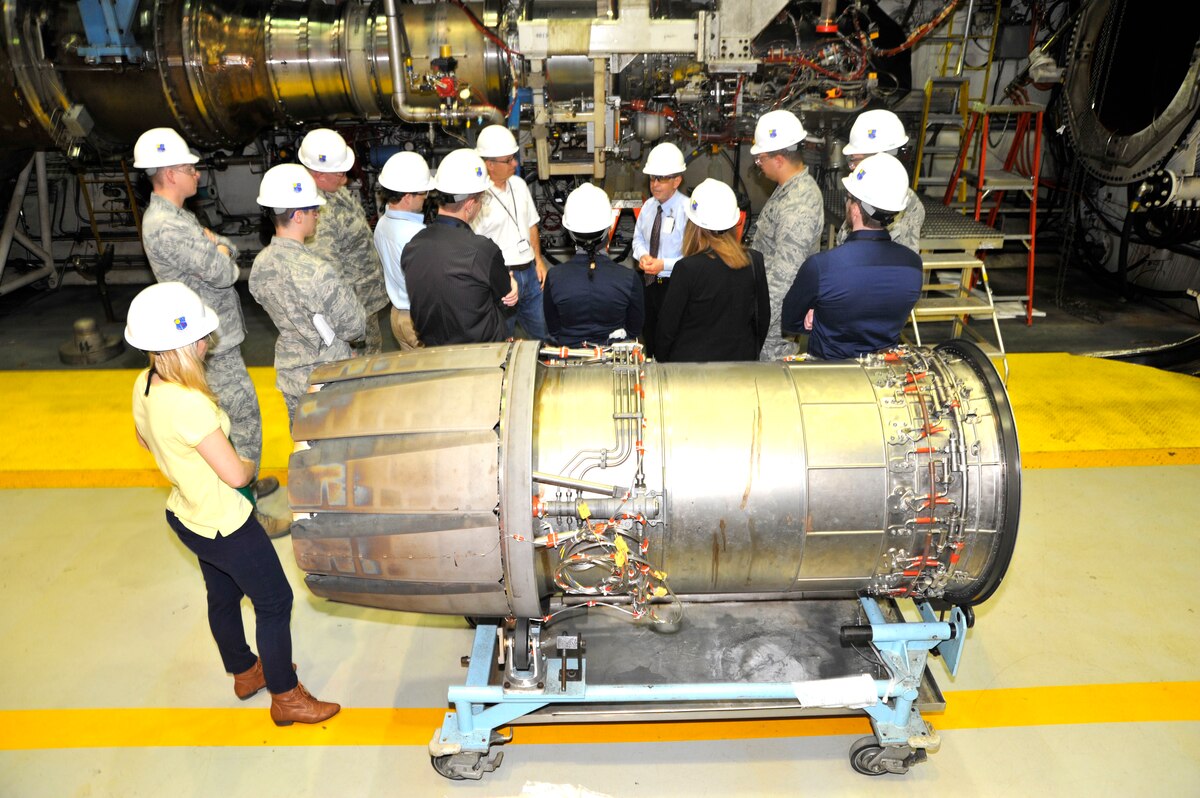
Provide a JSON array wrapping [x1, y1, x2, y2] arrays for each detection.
[[2, 465, 1198, 796], [2, 258, 1199, 796]]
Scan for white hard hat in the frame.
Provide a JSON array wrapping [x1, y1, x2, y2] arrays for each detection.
[[124, 282, 219, 352], [842, 109, 909, 156], [685, 178, 740, 231], [475, 125, 519, 158], [842, 152, 910, 213], [133, 128, 199, 169], [298, 128, 356, 172], [642, 142, 687, 176], [434, 148, 491, 196], [562, 183, 613, 235], [750, 110, 807, 155], [256, 163, 326, 209], [378, 152, 436, 193]]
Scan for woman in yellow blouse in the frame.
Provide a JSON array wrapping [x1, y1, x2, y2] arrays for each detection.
[[126, 282, 338, 726]]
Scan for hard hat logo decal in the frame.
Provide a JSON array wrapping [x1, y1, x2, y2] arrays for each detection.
[[174, 316, 188, 331], [156, 143, 166, 153], [856, 168, 867, 180], [868, 128, 877, 139], [293, 182, 303, 193], [475, 166, 483, 177], [691, 200, 699, 212], [769, 129, 777, 138], [319, 154, 327, 163]]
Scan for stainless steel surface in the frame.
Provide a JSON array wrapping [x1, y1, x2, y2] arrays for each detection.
[[0, 0, 511, 150], [290, 340, 1019, 617]]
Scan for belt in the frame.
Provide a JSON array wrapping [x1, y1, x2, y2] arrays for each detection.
[[509, 261, 534, 272]]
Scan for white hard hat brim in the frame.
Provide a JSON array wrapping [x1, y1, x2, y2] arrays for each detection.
[[124, 305, 220, 352], [842, 135, 909, 157], [841, 174, 907, 212], [685, 207, 740, 231], [380, 174, 437, 193], [133, 151, 200, 169], [302, 148, 356, 173]]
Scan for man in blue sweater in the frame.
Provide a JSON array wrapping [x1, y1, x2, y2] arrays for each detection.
[[781, 153, 922, 360]]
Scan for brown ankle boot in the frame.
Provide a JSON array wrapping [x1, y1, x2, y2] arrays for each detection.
[[233, 659, 266, 700], [233, 658, 298, 700], [270, 682, 340, 726]]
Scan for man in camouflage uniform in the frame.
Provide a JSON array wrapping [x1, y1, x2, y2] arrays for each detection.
[[835, 109, 924, 254], [298, 128, 388, 354], [249, 164, 367, 425], [134, 127, 265, 475], [747, 110, 825, 361]]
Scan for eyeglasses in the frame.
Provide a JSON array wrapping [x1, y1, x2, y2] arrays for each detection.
[[649, 175, 678, 184], [172, 165, 199, 177], [753, 154, 772, 167], [486, 156, 517, 165]]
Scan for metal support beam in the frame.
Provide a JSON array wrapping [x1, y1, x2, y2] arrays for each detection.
[[0, 153, 57, 297]]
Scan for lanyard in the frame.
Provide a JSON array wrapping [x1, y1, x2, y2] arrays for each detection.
[[489, 183, 522, 230]]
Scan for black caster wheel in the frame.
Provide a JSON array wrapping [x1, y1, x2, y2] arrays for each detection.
[[849, 735, 889, 776]]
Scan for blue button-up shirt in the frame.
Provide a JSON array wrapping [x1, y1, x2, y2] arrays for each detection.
[[374, 208, 425, 310], [631, 190, 689, 278]]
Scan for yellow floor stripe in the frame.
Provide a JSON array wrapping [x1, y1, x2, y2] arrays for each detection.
[[2, 682, 1195, 750], [2, 354, 1199, 488]]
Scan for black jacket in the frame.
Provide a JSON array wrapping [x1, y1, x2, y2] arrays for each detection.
[[655, 249, 770, 362], [401, 216, 511, 346]]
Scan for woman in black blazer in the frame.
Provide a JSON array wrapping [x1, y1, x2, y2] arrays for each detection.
[[655, 178, 770, 362]]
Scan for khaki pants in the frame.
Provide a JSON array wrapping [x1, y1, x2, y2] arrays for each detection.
[[390, 306, 423, 351]]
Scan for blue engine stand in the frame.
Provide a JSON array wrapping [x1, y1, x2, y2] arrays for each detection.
[[429, 597, 967, 779]]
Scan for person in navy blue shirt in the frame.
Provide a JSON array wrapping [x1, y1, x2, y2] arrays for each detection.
[[543, 183, 644, 347], [782, 153, 922, 360]]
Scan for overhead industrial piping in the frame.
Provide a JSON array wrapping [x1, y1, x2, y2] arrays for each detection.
[[382, 0, 504, 126]]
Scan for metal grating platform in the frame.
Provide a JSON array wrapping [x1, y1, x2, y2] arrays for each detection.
[[918, 197, 1004, 251]]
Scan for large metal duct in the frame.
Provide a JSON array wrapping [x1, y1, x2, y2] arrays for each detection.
[[0, 0, 511, 152], [287, 341, 1019, 619], [1063, 0, 1200, 184]]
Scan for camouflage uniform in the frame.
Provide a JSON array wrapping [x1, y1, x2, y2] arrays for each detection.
[[249, 236, 367, 424], [748, 169, 824, 361], [835, 187, 925, 254], [140, 194, 263, 467], [308, 186, 388, 354]]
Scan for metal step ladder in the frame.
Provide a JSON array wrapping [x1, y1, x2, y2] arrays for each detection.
[[908, 251, 1008, 382], [943, 102, 1045, 326], [76, 160, 142, 252], [913, 0, 1001, 195], [913, 76, 969, 193]]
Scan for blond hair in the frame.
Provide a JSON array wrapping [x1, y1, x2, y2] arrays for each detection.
[[147, 338, 216, 402], [682, 221, 750, 269]]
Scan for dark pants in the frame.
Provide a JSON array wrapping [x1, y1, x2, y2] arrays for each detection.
[[505, 264, 549, 341], [167, 510, 298, 695], [642, 276, 671, 358]]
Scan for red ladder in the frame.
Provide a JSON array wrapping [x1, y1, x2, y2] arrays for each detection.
[[944, 102, 1044, 325]]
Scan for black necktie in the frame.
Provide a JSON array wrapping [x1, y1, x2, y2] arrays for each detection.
[[649, 205, 663, 258]]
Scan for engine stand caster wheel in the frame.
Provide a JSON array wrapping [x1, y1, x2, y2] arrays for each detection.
[[430, 749, 504, 781], [849, 735, 889, 776]]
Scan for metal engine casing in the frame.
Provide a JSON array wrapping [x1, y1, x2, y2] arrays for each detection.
[[288, 341, 1019, 619]]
